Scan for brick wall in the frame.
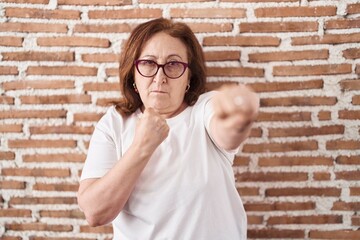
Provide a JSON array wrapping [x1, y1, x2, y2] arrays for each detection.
[[0, 0, 359, 239]]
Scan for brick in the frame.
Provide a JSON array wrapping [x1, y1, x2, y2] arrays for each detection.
[[347, 3, 360, 14], [37, 37, 110, 48], [27, 66, 97, 76], [249, 50, 328, 62], [0, 124, 23, 133], [356, 64, 360, 75], [170, 8, 246, 18], [2, 51, 74, 62], [248, 229, 304, 238], [8, 139, 77, 148], [58, 0, 132, 5], [207, 67, 264, 77], [353, 95, 360, 105], [243, 140, 318, 153], [336, 155, 360, 165], [255, 6, 337, 17], [236, 172, 308, 182], [325, 19, 360, 29], [74, 23, 132, 33], [6, 223, 73, 232], [251, 79, 323, 92], [353, 216, 360, 226], [1, 236, 22, 240], [2, 0, 49, 3], [237, 187, 259, 196], [5, 8, 80, 19], [247, 215, 263, 225], [0, 96, 15, 104], [313, 172, 331, 181], [241, 21, 318, 33], [82, 53, 119, 63], [336, 171, 360, 181], [0, 181, 26, 189], [29, 237, 93, 240], [318, 111, 331, 121], [343, 48, 360, 59], [30, 125, 93, 134], [2, 168, 70, 177], [0, 151, 15, 160], [258, 156, 333, 167], [80, 225, 113, 234], [268, 215, 342, 225], [0, 110, 67, 119], [203, 36, 280, 46], [273, 64, 352, 76], [0, 66, 18, 75], [73, 112, 104, 122], [332, 201, 360, 211], [2, 80, 75, 90], [88, 9, 162, 19], [326, 140, 360, 150], [0, 209, 31, 217], [244, 202, 315, 211], [23, 153, 85, 163], [258, 111, 311, 122], [9, 197, 77, 205], [140, 0, 211, 2], [187, 22, 233, 33], [261, 96, 337, 107], [268, 125, 344, 138], [20, 94, 91, 104], [309, 230, 360, 239], [205, 51, 240, 61], [221, 0, 299, 2], [33, 183, 78, 191], [0, 22, 67, 33], [249, 128, 262, 138], [266, 187, 341, 197], [0, 36, 23, 46], [292, 33, 360, 45], [351, 187, 360, 196], [39, 209, 84, 219], [339, 110, 360, 120], [83, 82, 120, 91], [96, 97, 120, 106], [105, 67, 118, 76]]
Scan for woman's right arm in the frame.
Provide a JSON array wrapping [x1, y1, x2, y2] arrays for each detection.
[[77, 108, 169, 227]]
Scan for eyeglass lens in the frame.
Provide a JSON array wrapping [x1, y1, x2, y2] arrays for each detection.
[[136, 60, 187, 79]]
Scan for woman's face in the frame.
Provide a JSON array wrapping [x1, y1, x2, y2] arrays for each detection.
[[134, 32, 190, 117]]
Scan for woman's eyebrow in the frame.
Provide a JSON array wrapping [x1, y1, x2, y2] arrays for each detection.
[[140, 54, 183, 60]]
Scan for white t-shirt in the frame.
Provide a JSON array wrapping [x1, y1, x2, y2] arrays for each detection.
[[81, 91, 247, 240]]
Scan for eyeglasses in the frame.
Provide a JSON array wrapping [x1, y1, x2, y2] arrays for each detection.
[[134, 59, 188, 79]]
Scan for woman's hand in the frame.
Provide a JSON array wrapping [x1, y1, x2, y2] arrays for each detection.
[[133, 108, 169, 156], [210, 84, 259, 150]]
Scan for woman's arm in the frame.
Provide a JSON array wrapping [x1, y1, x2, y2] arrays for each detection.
[[209, 84, 259, 151], [77, 108, 169, 227]]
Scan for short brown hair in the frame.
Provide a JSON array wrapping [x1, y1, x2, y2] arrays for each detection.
[[115, 18, 206, 115]]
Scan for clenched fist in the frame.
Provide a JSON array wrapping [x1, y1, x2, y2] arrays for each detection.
[[212, 84, 259, 133], [133, 108, 170, 155]]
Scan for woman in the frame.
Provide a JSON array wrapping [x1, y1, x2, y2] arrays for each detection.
[[78, 18, 259, 240]]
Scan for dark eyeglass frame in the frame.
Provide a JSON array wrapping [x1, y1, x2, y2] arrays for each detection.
[[134, 59, 189, 79]]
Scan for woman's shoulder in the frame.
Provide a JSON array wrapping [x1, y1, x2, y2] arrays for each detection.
[[96, 106, 138, 130]]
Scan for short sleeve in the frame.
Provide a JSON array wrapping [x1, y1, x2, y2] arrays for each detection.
[[80, 108, 120, 181]]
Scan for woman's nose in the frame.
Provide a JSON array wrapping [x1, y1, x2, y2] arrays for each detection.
[[153, 67, 167, 84]]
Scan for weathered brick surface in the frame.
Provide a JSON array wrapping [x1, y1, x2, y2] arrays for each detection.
[[0, 1, 359, 239]]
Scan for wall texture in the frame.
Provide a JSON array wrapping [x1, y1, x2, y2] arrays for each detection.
[[0, 0, 360, 239]]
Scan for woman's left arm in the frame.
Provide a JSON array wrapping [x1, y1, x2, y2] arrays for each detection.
[[209, 84, 260, 151]]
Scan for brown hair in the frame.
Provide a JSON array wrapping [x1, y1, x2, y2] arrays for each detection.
[[115, 18, 207, 115]]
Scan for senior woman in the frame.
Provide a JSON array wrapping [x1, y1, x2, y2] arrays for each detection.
[[78, 18, 259, 240]]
